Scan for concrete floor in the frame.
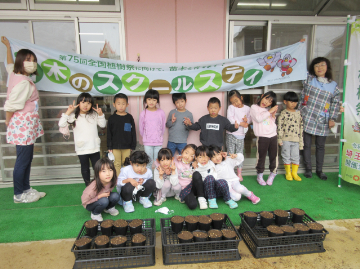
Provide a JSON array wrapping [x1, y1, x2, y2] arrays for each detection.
[[1, 219, 359, 269]]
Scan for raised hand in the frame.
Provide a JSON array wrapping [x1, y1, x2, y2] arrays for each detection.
[[221, 152, 227, 158], [177, 155, 182, 162], [242, 115, 247, 123], [230, 154, 237, 159], [171, 160, 176, 174], [171, 113, 177, 123], [1, 36, 10, 47], [157, 166, 164, 179], [192, 160, 198, 169], [65, 100, 79, 115], [234, 120, 239, 129], [93, 104, 103, 116], [183, 117, 192, 126]]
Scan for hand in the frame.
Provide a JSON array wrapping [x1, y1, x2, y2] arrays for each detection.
[[65, 100, 79, 115], [177, 155, 182, 161], [1, 36, 10, 47], [221, 152, 227, 158], [108, 149, 113, 153], [93, 104, 103, 116], [234, 120, 239, 129], [171, 113, 177, 123], [279, 142, 283, 146], [240, 122, 249, 128], [242, 115, 247, 123], [192, 160, 198, 169], [130, 178, 139, 187], [340, 106, 344, 113], [5, 119, 10, 126], [98, 192, 110, 199], [138, 178, 144, 185], [230, 154, 237, 159], [157, 166, 164, 178], [171, 160, 176, 174], [329, 120, 335, 128], [183, 117, 192, 126], [269, 105, 278, 114], [299, 38, 306, 43]]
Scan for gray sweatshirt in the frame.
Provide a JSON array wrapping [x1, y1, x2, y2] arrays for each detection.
[[166, 109, 193, 143]]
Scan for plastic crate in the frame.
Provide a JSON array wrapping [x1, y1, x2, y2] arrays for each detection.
[[71, 218, 155, 268], [161, 214, 241, 265], [239, 225, 325, 258], [239, 210, 329, 246]]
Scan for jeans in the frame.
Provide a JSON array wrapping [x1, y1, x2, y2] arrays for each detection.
[[86, 192, 120, 215], [144, 145, 162, 169], [13, 144, 34, 195], [167, 141, 187, 156], [78, 152, 101, 186]]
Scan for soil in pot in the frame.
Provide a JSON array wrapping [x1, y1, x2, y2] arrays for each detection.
[[198, 215, 212, 231], [260, 211, 274, 228], [94, 235, 110, 249], [75, 236, 92, 250], [243, 211, 258, 228], [192, 230, 207, 242], [274, 210, 289, 226], [307, 222, 324, 233], [294, 223, 310, 234], [84, 220, 98, 237], [208, 229, 223, 241], [170, 216, 185, 234], [113, 219, 128, 236], [178, 231, 193, 244], [290, 208, 305, 223], [210, 213, 225, 230], [129, 219, 143, 235], [100, 219, 114, 237], [131, 233, 146, 246], [221, 229, 237, 240], [110, 235, 127, 248], [185, 215, 199, 232], [280, 225, 297, 236], [267, 225, 284, 237]]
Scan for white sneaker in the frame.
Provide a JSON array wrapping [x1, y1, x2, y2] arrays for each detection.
[[91, 213, 103, 222], [175, 196, 184, 203], [198, 197, 208, 210], [14, 192, 40, 203], [154, 197, 166, 206], [25, 187, 46, 198], [104, 207, 119, 216]]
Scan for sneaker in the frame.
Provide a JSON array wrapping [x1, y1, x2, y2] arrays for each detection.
[[247, 192, 260, 205], [91, 212, 103, 222], [198, 197, 208, 210], [208, 198, 218, 209], [267, 172, 277, 186], [174, 196, 185, 203], [13, 192, 40, 203], [24, 187, 46, 198], [237, 168, 243, 181], [225, 199, 238, 209], [257, 173, 266, 186], [139, 196, 153, 208], [104, 207, 119, 216], [123, 200, 135, 213], [154, 197, 166, 206]]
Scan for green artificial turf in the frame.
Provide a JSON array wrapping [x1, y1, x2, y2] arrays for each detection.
[[1, 172, 359, 243]]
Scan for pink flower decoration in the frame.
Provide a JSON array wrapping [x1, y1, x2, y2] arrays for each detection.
[[18, 133, 25, 138], [15, 120, 21, 125], [13, 134, 18, 139]]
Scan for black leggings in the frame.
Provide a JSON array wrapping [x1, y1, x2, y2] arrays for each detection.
[[121, 179, 156, 201], [184, 171, 205, 210], [78, 152, 100, 186]]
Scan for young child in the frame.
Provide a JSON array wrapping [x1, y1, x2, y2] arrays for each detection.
[[184, 97, 239, 149], [194, 145, 238, 209], [209, 145, 260, 204], [176, 144, 208, 210], [278, 91, 303, 181], [117, 151, 156, 213], [139, 89, 166, 169], [166, 93, 193, 155], [153, 148, 182, 206], [81, 157, 120, 222], [250, 91, 279, 186], [107, 93, 136, 177], [59, 93, 106, 186], [226, 90, 252, 180]]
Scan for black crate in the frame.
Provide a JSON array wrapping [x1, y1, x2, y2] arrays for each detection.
[[239, 225, 325, 258], [239, 210, 329, 246], [161, 214, 241, 265], [71, 218, 155, 266]]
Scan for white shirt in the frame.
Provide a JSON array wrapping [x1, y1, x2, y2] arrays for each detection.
[[117, 165, 153, 187], [214, 153, 244, 183], [195, 161, 217, 180]]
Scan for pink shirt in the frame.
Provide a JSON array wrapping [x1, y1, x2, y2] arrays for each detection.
[[226, 104, 252, 137], [250, 104, 277, 138], [139, 108, 166, 146], [174, 158, 194, 190], [81, 180, 115, 208]]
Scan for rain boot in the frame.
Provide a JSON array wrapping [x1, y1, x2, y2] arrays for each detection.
[[292, 164, 302, 181], [284, 164, 293, 181]]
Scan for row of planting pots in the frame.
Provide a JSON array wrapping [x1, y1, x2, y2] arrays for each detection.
[[170, 213, 226, 234], [267, 222, 324, 237], [84, 219, 143, 237], [178, 229, 237, 243]]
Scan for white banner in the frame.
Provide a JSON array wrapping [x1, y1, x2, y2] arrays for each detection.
[[7, 37, 307, 96]]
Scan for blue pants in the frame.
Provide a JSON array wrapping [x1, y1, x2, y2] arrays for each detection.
[[13, 144, 34, 195], [86, 192, 120, 215], [167, 141, 187, 156]]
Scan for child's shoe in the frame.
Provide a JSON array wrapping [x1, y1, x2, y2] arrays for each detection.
[[174, 195, 185, 203], [198, 197, 208, 210], [104, 207, 119, 216], [91, 212, 103, 222], [208, 198, 218, 209], [267, 172, 277, 185], [291, 164, 302, 181], [139, 196, 153, 208], [13, 192, 40, 204], [257, 173, 266, 186], [123, 200, 135, 213], [24, 187, 46, 198], [247, 192, 260, 204], [154, 197, 166, 206], [284, 164, 293, 181], [225, 199, 238, 209], [237, 168, 243, 181]]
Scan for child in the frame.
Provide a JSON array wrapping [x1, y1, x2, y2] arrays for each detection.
[[226, 90, 252, 180], [184, 97, 239, 149], [59, 93, 106, 186], [194, 145, 238, 209], [176, 144, 208, 210], [117, 151, 156, 213], [107, 93, 136, 177], [166, 93, 193, 155], [209, 145, 260, 204], [250, 91, 278, 186], [2, 36, 45, 203], [81, 157, 120, 222], [139, 89, 166, 169], [278, 91, 303, 181], [153, 148, 182, 206]]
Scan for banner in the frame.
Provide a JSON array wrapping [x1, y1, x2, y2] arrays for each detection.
[[342, 20, 360, 185], [7, 37, 307, 96]]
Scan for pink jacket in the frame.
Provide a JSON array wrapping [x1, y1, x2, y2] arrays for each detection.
[[250, 104, 277, 138], [226, 104, 252, 137], [174, 157, 194, 190], [139, 108, 166, 146], [81, 180, 115, 208]]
